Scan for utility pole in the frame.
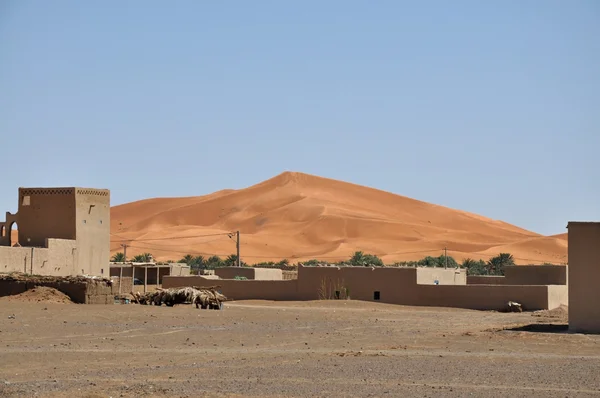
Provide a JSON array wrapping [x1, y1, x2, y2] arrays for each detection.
[[444, 247, 448, 269], [236, 230, 241, 267], [120, 243, 129, 262]]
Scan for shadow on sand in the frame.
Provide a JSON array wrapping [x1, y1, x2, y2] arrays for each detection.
[[505, 323, 569, 333]]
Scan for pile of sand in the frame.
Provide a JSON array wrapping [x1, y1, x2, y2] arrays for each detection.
[[532, 305, 568, 321], [1, 286, 73, 304], [110, 171, 568, 264]]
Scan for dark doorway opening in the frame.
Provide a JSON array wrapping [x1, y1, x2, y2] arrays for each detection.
[[373, 291, 380, 301]]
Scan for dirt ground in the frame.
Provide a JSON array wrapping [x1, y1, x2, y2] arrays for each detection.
[[0, 299, 598, 398]]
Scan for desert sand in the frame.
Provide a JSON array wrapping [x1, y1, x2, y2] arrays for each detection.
[[110, 171, 568, 265], [1, 300, 598, 397]]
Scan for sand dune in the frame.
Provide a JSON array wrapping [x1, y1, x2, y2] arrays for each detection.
[[110, 171, 568, 265]]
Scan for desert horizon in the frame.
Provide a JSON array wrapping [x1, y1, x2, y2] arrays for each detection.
[[109, 171, 568, 265]]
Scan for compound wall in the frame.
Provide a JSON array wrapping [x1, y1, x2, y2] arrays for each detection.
[[163, 265, 564, 311], [467, 266, 567, 286], [215, 267, 283, 280], [0, 239, 77, 276]]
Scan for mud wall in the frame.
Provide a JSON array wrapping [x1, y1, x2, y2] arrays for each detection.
[[0, 278, 114, 304], [164, 265, 564, 310], [505, 265, 566, 285], [416, 268, 466, 285], [215, 267, 283, 280], [567, 222, 600, 333], [0, 239, 77, 276]]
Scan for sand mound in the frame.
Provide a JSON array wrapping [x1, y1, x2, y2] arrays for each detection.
[[532, 305, 568, 321], [2, 286, 73, 304], [110, 171, 568, 264]]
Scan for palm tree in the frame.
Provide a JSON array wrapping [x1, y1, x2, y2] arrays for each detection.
[[487, 253, 514, 275], [111, 252, 126, 262], [132, 253, 153, 262]]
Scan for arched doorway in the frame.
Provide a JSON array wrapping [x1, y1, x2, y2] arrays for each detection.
[[9, 222, 18, 247]]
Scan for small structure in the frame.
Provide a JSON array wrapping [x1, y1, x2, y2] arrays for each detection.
[[0, 187, 110, 276], [109, 262, 190, 294], [215, 266, 283, 280], [567, 222, 600, 333]]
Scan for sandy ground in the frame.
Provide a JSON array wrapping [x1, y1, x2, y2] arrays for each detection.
[[109, 171, 568, 264], [0, 299, 598, 398]]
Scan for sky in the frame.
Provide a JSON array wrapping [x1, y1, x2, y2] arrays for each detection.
[[1, 1, 598, 236]]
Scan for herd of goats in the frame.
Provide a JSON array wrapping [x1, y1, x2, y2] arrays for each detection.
[[130, 286, 228, 309]]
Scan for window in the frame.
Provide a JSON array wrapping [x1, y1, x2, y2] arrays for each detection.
[[99, 220, 103, 224], [334, 290, 340, 299], [83, 220, 86, 224], [22, 196, 30, 206], [373, 291, 380, 301]]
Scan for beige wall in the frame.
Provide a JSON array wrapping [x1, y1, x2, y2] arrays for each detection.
[[567, 222, 600, 333], [0, 238, 77, 276], [215, 267, 283, 280], [75, 189, 110, 276], [163, 265, 564, 311], [416, 267, 466, 285]]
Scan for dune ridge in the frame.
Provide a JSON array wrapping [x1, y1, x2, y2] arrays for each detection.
[[110, 171, 568, 265]]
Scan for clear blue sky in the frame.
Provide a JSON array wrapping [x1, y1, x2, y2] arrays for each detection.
[[1, 1, 598, 235]]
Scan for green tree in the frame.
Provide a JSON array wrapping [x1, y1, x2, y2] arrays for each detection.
[[486, 253, 514, 275], [111, 252, 126, 262], [224, 254, 247, 267], [132, 253, 153, 262], [349, 251, 384, 267], [205, 255, 224, 269], [462, 258, 488, 275]]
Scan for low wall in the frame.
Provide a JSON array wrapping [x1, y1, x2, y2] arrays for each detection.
[[0, 239, 77, 276], [505, 265, 566, 285], [416, 268, 466, 285], [162, 265, 566, 311], [0, 275, 115, 304], [409, 285, 557, 311], [215, 267, 283, 280], [467, 266, 567, 286]]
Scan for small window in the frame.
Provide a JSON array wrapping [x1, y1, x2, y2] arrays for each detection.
[[334, 290, 340, 299], [373, 291, 381, 301], [83, 220, 86, 224], [99, 220, 102, 224], [22, 196, 30, 206], [101, 268, 104, 274]]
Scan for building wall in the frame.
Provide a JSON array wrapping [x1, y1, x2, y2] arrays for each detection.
[[215, 267, 282, 280], [504, 265, 567, 285], [0, 238, 77, 276], [16, 188, 77, 247], [416, 267, 466, 285], [163, 270, 561, 311], [467, 266, 567, 286], [75, 189, 110, 276], [567, 222, 600, 333]]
